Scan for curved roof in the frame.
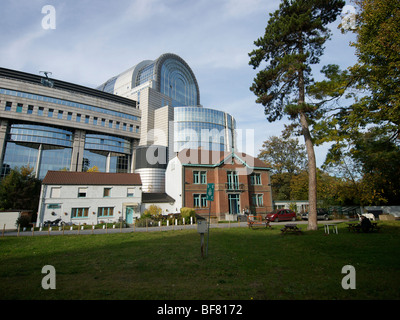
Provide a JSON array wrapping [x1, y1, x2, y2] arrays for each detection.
[[97, 53, 200, 106]]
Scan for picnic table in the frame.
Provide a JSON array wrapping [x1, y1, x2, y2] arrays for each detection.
[[280, 224, 302, 235], [247, 215, 271, 229], [324, 223, 338, 234], [347, 222, 380, 233]]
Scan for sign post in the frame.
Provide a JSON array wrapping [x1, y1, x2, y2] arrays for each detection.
[[197, 220, 207, 258], [205, 183, 214, 257]]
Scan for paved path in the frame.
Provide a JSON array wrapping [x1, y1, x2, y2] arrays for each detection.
[[1, 220, 346, 237]]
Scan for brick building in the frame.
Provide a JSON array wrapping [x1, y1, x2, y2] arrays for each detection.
[[166, 149, 273, 220]]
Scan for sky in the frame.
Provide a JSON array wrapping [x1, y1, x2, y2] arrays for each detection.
[[0, 0, 358, 167]]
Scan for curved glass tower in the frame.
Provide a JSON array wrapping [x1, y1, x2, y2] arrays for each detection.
[[174, 107, 236, 152], [97, 53, 200, 107]]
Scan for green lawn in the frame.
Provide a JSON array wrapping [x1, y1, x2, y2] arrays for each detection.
[[1, 221, 399, 300]]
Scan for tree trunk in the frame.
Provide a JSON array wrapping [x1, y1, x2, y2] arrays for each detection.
[[299, 112, 318, 230], [297, 52, 318, 231]]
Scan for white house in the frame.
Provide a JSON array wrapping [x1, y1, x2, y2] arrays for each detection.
[[37, 171, 142, 227]]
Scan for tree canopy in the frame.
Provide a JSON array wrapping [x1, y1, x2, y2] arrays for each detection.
[[309, 0, 400, 205], [0, 166, 41, 212]]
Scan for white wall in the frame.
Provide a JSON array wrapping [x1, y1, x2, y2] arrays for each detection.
[[0, 211, 20, 230], [165, 156, 183, 210], [37, 184, 142, 226]]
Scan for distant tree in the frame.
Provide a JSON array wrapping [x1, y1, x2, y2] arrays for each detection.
[[258, 135, 307, 175], [258, 135, 307, 200], [249, 0, 344, 230], [87, 166, 99, 172], [0, 166, 41, 212]]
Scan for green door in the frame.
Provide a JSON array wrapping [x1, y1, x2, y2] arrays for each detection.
[[126, 207, 134, 224]]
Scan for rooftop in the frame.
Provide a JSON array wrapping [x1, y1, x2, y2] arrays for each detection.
[[0, 67, 136, 108], [176, 148, 271, 170], [42, 171, 142, 186]]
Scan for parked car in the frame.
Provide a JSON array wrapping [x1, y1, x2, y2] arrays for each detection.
[[301, 208, 330, 221], [266, 209, 296, 222]]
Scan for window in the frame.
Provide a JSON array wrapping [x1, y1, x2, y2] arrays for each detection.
[[50, 187, 61, 198], [98, 207, 114, 217], [109, 120, 113, 128], [193, 171, 199, 184], [47, 204, 61, 209], [76, 114, 81, 122], [5, 102, 12, 111], [123, 123, 127, 131], [136, 126, 140, 133], [67, 112, 72, 120], [93, 117, 98, 125], [103, 187, 111, 197], [251, 194, 264, 207], [85, 115, 90, 124], [127, 188, 135, 197], [200, 171, 207, 184], [193, 171, 207, 184], [38, 107, 44, 116], [71, 208, 89, 218], [250, 173, 261, 185], [48, 109, 54, 117], [78, 187, 87, 198], [27, 105, 34, 114], [58, 111, 63, 119], [193, 194, 207, 208], [227, 171, 239, 190], [129, 125, 133, 132], [16, 103, 23, 113], [116, 122, 120, 129], [101, 119, 105, 126]]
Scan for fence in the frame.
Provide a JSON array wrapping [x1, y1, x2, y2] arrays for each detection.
[[1, 216, 250, 237]]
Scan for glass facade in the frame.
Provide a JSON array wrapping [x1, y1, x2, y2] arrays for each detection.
[[160, 58, 198, 107], [1, 124, 73, 179], [174, 107, 235, 152], [136, 63, 155, 86], [0, 123, 132, 179], [83, 133, 131, 173]]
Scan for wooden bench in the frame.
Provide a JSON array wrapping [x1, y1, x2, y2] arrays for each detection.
[[247, 215, 271, 229], [280, 224, 302, 235]]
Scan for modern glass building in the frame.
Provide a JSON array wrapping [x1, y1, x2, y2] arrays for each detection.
[[98, 53, 236, 193], [0, 53, 237, 198], [0, 68, 141, 179], [174, 107, 236, 152]]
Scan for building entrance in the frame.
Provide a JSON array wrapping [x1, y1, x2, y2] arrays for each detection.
[[228, 194, 240, 214]]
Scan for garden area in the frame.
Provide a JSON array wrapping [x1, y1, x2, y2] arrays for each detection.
[[0, 221, 399, 300]]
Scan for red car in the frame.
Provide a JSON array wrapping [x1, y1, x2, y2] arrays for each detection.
[[266, 209, 296, 222]]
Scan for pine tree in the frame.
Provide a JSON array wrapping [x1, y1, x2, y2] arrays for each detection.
[[249, 0, 344, 230]]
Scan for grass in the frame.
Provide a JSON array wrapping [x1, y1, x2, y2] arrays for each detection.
[[0, 221, 399, 300]]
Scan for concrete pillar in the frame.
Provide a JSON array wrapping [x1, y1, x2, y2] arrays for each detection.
[[70, 129, 86, 172], [35, 144, 43, 179], [0, 119, 9, 173]]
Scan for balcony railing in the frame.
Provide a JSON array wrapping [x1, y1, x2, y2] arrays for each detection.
[[225, 183, 245, 192]]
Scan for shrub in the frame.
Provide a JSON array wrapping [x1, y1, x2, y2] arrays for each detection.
[[16, 215, 31, 229], [143, 205, 162, 220], [180, 207, 195, 220]]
